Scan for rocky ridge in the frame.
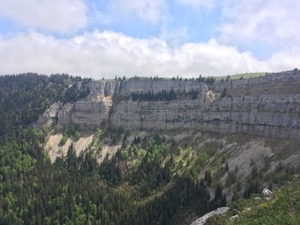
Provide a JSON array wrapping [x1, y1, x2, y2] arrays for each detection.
[[36, 69, 300, 140]]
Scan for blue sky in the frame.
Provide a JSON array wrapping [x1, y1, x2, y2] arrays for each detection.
[[0, 0, 299, 79]]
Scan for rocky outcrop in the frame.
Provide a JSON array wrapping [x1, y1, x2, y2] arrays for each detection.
[[190, 207, 229, 225], [69, 80, 119, 129], [36, 69, 300, 140], [39, 80, 118, 129], [35, 102, 62, 128]]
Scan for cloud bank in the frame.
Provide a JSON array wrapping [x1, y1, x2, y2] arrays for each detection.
[[0, 0, 298, 78], [0, 0, 87, 34], [0, 31, 274, 79]]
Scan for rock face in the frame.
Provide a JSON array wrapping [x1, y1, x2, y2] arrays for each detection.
[[58, 80, 118, 129], [190, 207, 229, 225], [69, 81, 117, 129], [37, 69, 300, 140], [35, 102, 62, 128]]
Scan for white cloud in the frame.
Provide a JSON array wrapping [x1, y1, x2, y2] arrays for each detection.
[[109, 0, 167, 24], [0, 0, 88, 34], [219, 0, 300, 50], [0, 31, 282, 79], [172, 39, 269, 76], [269, 50, 300, 72], [159, 26, 189, 47]]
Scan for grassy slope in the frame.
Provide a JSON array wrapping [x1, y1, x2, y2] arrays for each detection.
[[206, 175, 300, 225], [215, 72, 266, 81]]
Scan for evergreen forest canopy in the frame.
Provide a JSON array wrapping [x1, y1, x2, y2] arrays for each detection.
[[0, 73, 90, 142], [0, 73, 298, 225], [0, 73, 224, 225]]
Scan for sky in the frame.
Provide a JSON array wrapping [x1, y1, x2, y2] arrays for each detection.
[[0, 0, 299, 79]]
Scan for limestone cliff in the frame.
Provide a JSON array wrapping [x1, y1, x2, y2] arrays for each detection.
[[36, 80, 118, 129], [37, 69, 300, 140]]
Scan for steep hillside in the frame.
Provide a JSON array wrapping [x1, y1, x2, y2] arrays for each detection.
[[41, 127, 300, 224], [1, 71, 300, 225], [204, 175, 300, 225]]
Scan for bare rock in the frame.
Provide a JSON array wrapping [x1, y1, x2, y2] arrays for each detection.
[[262, 188, 272, 197], [36, 69, 300, 142], [190, 207, 229, 225], [230, 215, 239, 221]]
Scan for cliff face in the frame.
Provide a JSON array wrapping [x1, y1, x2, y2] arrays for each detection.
[[35, 80, 118, 129], [38, 69, 300, 140], [69, 80, 118, 128]]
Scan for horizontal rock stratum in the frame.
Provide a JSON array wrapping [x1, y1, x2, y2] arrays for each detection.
[[36, 69, 300, 140]]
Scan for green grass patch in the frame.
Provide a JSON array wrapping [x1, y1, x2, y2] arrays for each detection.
[[213, 175, 300, 224], [215, 72, 266, 81]]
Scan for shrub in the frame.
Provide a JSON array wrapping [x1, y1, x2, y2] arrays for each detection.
[[59, 134, 68, 146]]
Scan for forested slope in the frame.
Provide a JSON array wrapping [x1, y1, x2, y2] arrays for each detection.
[[0, 74, 223, 225], [0, 73, 90, 141], [0, 73, 299, 225]]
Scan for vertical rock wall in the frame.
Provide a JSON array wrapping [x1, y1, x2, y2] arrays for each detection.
[[37, 69, 300, 140], [110, 70, 300, 140]]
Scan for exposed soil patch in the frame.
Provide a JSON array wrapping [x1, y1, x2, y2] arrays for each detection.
[[45, 133, 94, 163]]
